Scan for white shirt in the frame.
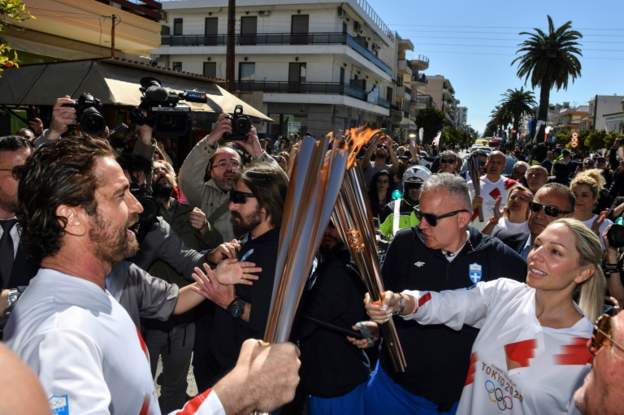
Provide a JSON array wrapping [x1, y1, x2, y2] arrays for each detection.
[[404, 279, 591, 415], [4, 268, 224, 415], [581, 214, 613, 250], [468, 176, 517, 231], [494, 217, 529, 237]]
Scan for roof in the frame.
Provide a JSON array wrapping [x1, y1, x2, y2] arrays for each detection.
[[0, 57, 270, 120]]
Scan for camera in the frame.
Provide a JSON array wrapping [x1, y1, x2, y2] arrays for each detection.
[[131, 77, 207, 137], [607, 224, 624, 248], [62, 93, 106, 136], [222, 105, 252, 141]]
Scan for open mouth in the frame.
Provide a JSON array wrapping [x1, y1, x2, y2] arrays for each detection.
[[528, 264, 546, 277]]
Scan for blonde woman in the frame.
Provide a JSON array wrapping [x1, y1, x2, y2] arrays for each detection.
[[366, 218, 605, 414], [570, 169, 612, 247]]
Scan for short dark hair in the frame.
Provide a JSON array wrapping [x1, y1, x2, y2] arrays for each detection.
[[0, 135, 32, 153], [538, 182, 576, 212], [16, 136, 115, 262], [240, 163, 288, 227]]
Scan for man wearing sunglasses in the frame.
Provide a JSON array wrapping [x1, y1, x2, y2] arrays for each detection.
[[194, 163, 289, 390], [179, 113, 279, 244], [497, 183, 575, 260], [365, 173, 526, 415], [574, 312, 624, 414]]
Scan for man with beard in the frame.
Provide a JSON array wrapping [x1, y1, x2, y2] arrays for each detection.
[[496, 183, 575, 260], [4, 136, 300, 414], [191, 163, 289, 390], [0, 136, 38, 323], [179, 113, 278, 243]]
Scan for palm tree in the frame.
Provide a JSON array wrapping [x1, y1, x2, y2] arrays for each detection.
[[499, 88, 536, 134], [486, 105, 513, 137], [512, 15, 582, 141]]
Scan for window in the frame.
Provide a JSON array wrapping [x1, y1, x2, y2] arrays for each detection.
[[240, 16, 257, 45], [203, 62, 217, 78], [291, 15, 309, 44], [339, 67, 345, 85], [173, 18, 183, 35], [172, 62, 182, 72], [387, 87, 393, 103], [205, 17, 218, 45], [161, 25, 170, 35], [238, 62, 255, 81]]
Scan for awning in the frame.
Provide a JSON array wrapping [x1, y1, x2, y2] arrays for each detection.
[[0, 58, 271, 121]]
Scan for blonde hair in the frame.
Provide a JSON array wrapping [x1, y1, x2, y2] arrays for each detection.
[[551, 218, 606, 321], [570, 169, 606, 198]]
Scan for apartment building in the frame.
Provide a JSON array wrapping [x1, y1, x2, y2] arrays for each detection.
[[153, 0, 397, 136], [589, 95, 624, 131], [456, 106, 468, 126], [2, 0, 162, 62], [419, 75, 458, 125]]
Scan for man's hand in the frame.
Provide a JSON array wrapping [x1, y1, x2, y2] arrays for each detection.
[[48, 96, 76, 141], [205, 113, 232, 146], [206, 239, 241, 264], [189, 207, 208, 232], [28, 118, 43, 136], [347, 321, 379, 349], [213, 339, 301, 414], [136, 123, 153, 146], [234, 125, 263, 158], [190, 263, 235, 308], [214, 258, 261, 286]]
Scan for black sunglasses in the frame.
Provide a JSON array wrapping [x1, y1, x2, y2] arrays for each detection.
[[229, 190, 256, 204], [528, 201, 571, 217], [414, 208, 468, 227], [590, 314, 624, 356]]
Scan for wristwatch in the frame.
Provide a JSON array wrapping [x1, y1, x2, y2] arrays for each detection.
[[6, 288, 20, 313], [227, 297, 246, 319]]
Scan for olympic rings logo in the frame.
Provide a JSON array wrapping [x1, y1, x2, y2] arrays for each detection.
[[485, 380, 513, 411]]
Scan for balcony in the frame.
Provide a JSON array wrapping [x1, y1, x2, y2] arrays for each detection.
[[414, 95, 433, 109], [409, 55, 429, 71], [161, 32, 394, 76], [236, 81, 385, 103]]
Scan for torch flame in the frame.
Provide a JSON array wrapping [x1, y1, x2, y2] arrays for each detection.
[[345, 127, 383, 168]]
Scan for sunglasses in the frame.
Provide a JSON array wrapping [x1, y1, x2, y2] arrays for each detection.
[[590, 314, 624, 356], [439, 158, 455, 164], [229, 189, 256, 204], [414, 208, 468, 227], [528, 201, 571, 217], [405, 182, 423, 189]]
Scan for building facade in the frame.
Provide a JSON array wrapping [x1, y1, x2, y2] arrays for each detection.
[[419, 74, 457, 124], [153, 0, 398, 137], [590, 95, 624, 132], [2, 0, 162, 62]]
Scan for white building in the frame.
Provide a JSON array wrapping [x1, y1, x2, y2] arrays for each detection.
[[590, 95, 624, 131], [153, 0, 396, 137], [456, 106, 468, 126]]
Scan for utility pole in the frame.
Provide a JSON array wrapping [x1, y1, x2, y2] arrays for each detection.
[[111, 14, 117, 58], [226, 0, 236, 91]]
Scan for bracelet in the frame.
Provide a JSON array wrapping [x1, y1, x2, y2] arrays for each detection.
[[604, 263, 619, 273], [393, 294, 406, 316]]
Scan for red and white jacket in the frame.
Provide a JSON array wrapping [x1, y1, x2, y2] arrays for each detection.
[[468, 176, 517, 231], [403, 278, 590, 415]]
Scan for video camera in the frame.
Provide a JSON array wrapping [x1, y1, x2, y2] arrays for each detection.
[[131, 77, 207, 137], [222, 105, 252, 141], [62, 93, 107, 136]]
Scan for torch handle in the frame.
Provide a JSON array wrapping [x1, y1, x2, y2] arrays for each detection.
[[379, 316, 408, 373]]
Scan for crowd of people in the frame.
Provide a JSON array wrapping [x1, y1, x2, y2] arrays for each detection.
[[0, 95, 623, 415]]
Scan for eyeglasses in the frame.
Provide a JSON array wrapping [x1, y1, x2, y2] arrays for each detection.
[[212, 160, 241, 170], [528, 201, 572, 217], [229, 189, 256, 204], [414, 208, 469, 227], [590, 314, 624, 356], [439, 158, 455, 164]]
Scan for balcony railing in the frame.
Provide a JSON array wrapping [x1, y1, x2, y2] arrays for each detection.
[[161, 32, 394, 76], [235, 81, 389, 108]]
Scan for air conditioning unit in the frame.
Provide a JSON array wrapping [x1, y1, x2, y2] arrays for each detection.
[[258, 10, 271, 17]]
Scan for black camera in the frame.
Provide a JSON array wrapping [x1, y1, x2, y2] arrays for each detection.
[[223, 105, 252, 141], [607, 224, 624, 248], [131, 77, 207, 137], [62, 93, 106, 136]]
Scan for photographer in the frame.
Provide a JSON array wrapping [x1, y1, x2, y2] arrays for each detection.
[[178, 113, 279, 242], [35, 95, 108, 146]]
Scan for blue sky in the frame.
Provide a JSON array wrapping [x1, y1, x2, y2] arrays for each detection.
[[367, 0, 624, 134]]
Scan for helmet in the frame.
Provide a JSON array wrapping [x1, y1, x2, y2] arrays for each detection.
[[402, 165, 431, 192]]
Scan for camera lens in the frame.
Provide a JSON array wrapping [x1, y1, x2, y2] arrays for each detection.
[[80, 107, 106, 136], [607, 224, 624, 248]]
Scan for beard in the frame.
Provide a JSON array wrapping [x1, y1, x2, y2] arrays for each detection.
[[230, 206, 262, 236], [89, 211, 139, 263]]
